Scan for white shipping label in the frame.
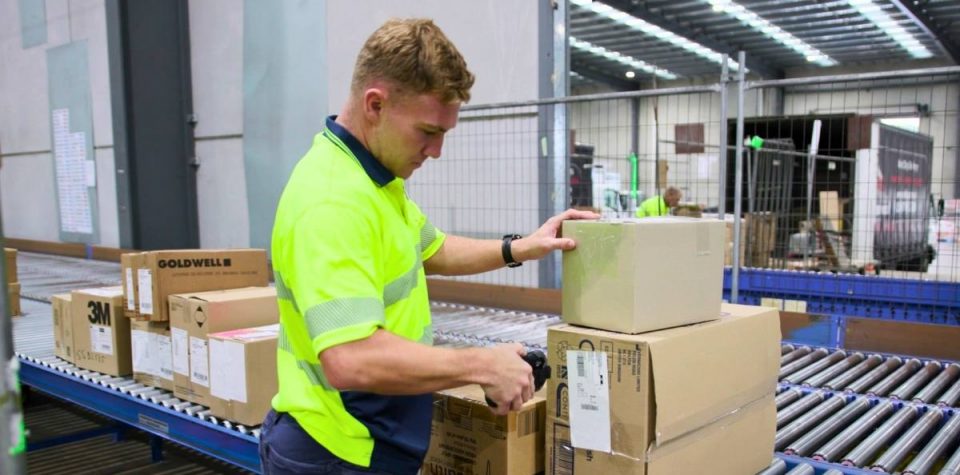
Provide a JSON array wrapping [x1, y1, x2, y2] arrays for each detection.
[[566, 350, 611, 453], [189, 336, 210, 387], [137, 269, 153, 314], [125, 268, 135, 311], [131, 329, 148, 374], [209, 339, 248, 403], [90, 325, 114, 355], [172, 327, 189, 375], [157, 335, 173, 380]]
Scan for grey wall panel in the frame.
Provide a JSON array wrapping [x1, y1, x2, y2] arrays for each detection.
[[189, 0, 243, 139], [243, 0, 327, 251], [196, 138, 250, 249], [325, 0, 539, 112], [0, 0, 50, 154], [0, 154, 59, 241], [95, 147, 119, 247], [69, 0, 112, 147], [44, 0, 71, 46], [18, 0, 47, 48], [48, 40, 99, 244]]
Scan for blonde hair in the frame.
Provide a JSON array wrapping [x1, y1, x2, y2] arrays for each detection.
[[351, 18, 475, 103]]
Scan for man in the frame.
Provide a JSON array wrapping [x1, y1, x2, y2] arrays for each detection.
[[635, 186, 681, 218], [260, 18, 598, 475]]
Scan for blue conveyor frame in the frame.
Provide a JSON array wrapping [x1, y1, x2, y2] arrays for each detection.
[[19, 358, 261, 472], [724, 268, 960, 325]]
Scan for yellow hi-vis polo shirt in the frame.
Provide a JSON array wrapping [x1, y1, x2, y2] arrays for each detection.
[[636, 195, 669, 218], [270, 115, 445, 474]]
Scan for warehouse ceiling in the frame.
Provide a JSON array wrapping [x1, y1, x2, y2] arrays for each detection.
[[569, 0, 960, 88]]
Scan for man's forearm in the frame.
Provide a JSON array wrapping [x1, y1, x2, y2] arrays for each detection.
[[320, 329, 493, 394], [424, 235, 512, 276]]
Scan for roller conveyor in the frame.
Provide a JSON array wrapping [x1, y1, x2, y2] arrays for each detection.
[[10, 252, 960, 475]]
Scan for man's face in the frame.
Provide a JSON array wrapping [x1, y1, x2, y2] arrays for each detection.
[[370, 92, 460, 179], [665, 193, 681, 207]]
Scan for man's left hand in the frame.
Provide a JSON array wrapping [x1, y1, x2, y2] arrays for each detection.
[[511, 209, 600, 263]]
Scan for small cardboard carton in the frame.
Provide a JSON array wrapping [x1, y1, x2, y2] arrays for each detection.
[[425, 385, 546, 475], [136, 249, 269, 322], [207, 324, 279, 426], [72, 287, 132, 376], [562, 218, 724, 334], [169, 287, 278, 407]]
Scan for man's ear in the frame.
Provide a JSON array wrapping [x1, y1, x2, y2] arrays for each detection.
[[362, 87, 387, 123]]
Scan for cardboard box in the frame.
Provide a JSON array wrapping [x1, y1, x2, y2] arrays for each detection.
[[562, 218, 724, 334], [121, 252, 144, 319], [4, 248, 17, 283], [131, 319, 173, 390], [7, 282, 20, 317], [52, 293, 74, 361], [169, 287, 278, 407], [545, 395, 775, 475], [545, 304, 780, 475], [207, 324, 279, 426], [425, 385, 545, 475], [71, 287, 132, 376], [137, 249, 269, 322]]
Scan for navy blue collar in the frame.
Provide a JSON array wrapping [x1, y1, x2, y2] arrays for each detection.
[[325, 115, 394, 187]]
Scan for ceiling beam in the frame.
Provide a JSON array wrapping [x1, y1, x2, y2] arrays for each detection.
[[598, 0, 783, 78], [888, 0, 960, 64], [570, 63, 641, 91]]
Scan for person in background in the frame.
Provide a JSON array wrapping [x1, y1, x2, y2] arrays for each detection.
[[636, 186, 682, 218], [259, 18, 598, 475]]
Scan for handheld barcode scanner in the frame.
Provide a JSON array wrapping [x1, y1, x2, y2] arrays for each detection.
[[485, 350, 551, 408]]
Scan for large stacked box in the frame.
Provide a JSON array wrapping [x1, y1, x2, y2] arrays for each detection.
[[169, 287, 279, 407], [550, 218, 780, 474]]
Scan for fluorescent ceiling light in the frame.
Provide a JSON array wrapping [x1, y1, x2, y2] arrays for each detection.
[[846, 0, 933, 58], [570, 0, 742, 71], [570, 37, 678, 80], [707, 0, 837, 67]]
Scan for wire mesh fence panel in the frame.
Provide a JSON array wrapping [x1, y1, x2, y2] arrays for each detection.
[[746, 71, 959, 285], [408, 64, 959, 325]]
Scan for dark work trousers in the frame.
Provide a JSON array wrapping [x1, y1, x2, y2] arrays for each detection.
[[259, 410, 399, 475]]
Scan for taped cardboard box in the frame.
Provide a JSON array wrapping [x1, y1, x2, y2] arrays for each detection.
[[425, 385, 545, 475], [169, 287, 278, 407], [545, 304, 780, 475], [121, 252, 144, 319], [8, 282, 20, 317], [545, 395, 776, 475], [52, 293, 73, 362], [72, 287, 132, 376], [5, 248, 17, 283], [207, 324, 279, 426], [131, 320, 173, 391], [562, 218, 724, 334], [137, 249, 269, 322]]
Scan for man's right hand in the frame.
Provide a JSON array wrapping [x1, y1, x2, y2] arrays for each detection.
[[481, 343, 535, 416]]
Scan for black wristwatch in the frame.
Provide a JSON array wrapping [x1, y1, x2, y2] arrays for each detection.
[[501, 234, 523, 268]]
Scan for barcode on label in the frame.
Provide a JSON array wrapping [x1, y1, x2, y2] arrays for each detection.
[[554, 439, 574, 475], [580, 404, 599, 411], [576, 354, 585, 378]]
